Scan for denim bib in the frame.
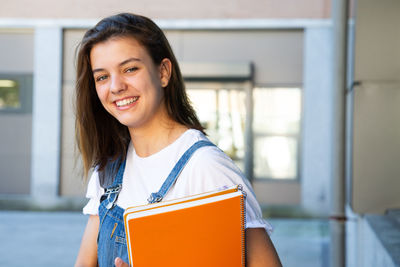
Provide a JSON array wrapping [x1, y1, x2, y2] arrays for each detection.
[[97, 140, 215, 266]]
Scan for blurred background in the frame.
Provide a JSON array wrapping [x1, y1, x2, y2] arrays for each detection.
[[0, 0, 399, 266]]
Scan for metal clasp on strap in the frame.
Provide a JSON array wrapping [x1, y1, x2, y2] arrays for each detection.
[[104, 184, 122, 210], [147, 192, 163, 204]]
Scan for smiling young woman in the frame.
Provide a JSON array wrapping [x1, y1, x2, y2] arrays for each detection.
[[74, 13, 281, 267], [89, 36, 181, 155]]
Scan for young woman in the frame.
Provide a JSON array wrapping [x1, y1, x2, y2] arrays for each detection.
[[74, 13, 282, 267]]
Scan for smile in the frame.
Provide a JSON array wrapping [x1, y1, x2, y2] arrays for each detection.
[[115, 97, 139, 107]]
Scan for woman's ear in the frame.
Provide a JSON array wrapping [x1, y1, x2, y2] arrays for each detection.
[[159, 58, 172, 88]]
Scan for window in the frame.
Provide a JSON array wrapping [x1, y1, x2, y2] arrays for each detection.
[[0, 79, 20, 109], [187, 82, 247, 171], [253, 87, 301, 180], [187, 83, 302, 181], [0, 75, 32, 113]]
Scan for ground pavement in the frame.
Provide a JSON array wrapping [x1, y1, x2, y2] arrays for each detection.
[[0, 211, 329, 267]]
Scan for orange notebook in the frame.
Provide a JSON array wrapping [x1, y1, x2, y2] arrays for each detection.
[[123, 185, 246, 267]]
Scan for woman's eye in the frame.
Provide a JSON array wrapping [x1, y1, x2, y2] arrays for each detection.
[[126, 67, 138, 73], [95, 75, 108, 82]]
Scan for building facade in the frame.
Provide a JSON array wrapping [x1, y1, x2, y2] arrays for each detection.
[[0, 0, 333, 214], [3, 1, 400, 266]]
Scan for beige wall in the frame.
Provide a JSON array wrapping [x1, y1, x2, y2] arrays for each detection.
[[350, 0, 400, 214], [0, 31, 34, 195], [0, 30, 34, 73], [60, 30, 87, 197], [0, 114, 32, 194], [1, 0, 331, 19], [168, 30, 303, 85], [254, 181, 300, 205], [353, 0, 400, 81]]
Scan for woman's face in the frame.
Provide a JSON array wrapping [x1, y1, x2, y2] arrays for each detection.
[[90, 36, 170, 131]]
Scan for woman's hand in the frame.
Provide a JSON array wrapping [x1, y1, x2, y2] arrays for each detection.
[[115, 257, 129, 267]]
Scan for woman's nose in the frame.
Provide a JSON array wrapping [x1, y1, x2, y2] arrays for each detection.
[[110, 75, 127, 94]]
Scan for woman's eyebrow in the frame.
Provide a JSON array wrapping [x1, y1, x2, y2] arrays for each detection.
[[92, 57, 141, 74], [119, 57, 141, 66], [92, 68, 105, 74]]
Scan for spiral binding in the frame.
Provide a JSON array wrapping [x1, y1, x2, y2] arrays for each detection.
[[236, 184, 247, 266]]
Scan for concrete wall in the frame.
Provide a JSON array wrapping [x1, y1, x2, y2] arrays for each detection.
[[349, 0, 400, 214], [353, 0, 400, 82], [60, 30, 88, 197], [0, 31, 34, 195], [301, 25, 333, 215], [346, 208, 400, 267], [0, 0, 331, 19], [30, 27, 63, 204], [0, 114, 32, 194], [346, 0, 400, 266], [0, 31, 34, 73], [167, 30, 303, 85]]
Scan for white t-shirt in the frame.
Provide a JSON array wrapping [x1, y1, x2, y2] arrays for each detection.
[[83, 129, 272, 234]]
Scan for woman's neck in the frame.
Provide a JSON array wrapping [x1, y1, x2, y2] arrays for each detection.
[[129, 119, 188, 158]]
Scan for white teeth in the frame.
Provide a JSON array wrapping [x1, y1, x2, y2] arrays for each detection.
[[116, 97, 138, 107]]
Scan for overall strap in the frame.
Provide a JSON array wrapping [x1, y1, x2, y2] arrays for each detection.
[[101, 159, 126, 210], [111, 159, 126, 187], [97, 159, 127, 243], [147, 140, 215, 204]]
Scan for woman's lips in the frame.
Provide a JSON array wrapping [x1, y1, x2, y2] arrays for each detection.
[[115, 96, 139, 107]]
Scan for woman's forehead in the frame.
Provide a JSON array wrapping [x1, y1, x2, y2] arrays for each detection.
[[90, 37, 151, 67]]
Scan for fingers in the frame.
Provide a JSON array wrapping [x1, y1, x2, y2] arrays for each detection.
[[114, 257, 129, 267]]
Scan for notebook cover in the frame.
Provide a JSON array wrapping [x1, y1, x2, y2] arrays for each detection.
[[124, 188, 245, 267]]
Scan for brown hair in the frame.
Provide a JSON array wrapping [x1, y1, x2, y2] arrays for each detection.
[[75, 13, 204, 177]]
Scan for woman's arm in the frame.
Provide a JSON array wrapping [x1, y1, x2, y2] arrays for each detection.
[[75, 215, 99, 267], [246, 228, 282, 267]]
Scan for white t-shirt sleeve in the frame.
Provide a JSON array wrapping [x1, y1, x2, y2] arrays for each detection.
[[181, 146, 273, 235], [82, 171, 104, 215]]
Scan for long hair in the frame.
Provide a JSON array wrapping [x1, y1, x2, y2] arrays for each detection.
[[75, 13, 204, 178]]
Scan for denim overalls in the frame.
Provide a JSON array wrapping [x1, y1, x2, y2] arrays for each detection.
[[97, 140, 215, 267]]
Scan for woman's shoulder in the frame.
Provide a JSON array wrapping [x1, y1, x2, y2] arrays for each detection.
[[86, 169, 102, 193], [186, 136, 238, 169], [179, 128, 208, 143], [170, 128, 213, 155], [179, 129, 219, 153], [82, 169, 104, 215], [180, 137, 245, 186]]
